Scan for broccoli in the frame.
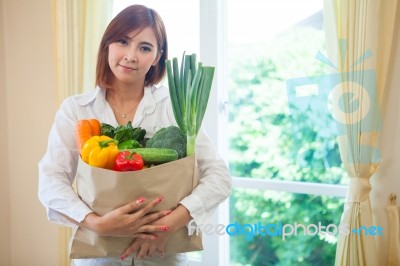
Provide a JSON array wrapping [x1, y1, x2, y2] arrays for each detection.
[[146, 126, 187, 158]]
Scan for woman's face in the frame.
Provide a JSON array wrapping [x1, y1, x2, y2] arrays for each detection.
[[108, 27, 161, 87]]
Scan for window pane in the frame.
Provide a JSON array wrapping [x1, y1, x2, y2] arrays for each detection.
[[230, 188, 343, 265], [227, 0, 347, 184]]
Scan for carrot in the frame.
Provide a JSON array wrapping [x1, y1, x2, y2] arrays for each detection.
[[88, 119, 101, 136], [75, 119, 101, 153]]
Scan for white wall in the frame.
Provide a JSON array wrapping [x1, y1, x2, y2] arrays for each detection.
[[1, 0, 59, 265]]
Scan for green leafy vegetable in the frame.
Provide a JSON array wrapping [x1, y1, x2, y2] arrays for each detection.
[[101, 122, 146, 143], [118, 139, 142, 149]]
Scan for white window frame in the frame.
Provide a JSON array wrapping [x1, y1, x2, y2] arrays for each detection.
[[197, 1, 230, 265], [197, 0, 348, 265]]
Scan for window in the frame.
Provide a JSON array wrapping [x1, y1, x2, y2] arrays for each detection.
[[225, 1, 347, 265]]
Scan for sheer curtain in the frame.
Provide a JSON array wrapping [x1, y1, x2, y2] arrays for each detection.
[[52, 0, 113, 102], [387, 194, 400, 265], [323, 0, 398, 265], [51, 0, 113, 264]]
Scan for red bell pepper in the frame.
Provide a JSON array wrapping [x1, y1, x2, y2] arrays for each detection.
[[113, 151, 144, 172]]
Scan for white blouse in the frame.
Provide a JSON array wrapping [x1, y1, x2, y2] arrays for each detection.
[[38, 85, 232, 228]]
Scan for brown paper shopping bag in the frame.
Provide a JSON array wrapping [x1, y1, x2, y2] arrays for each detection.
[[69, 155, 203, 259]]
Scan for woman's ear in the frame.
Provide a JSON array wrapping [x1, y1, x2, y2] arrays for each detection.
[[152, 50, 163, 66]]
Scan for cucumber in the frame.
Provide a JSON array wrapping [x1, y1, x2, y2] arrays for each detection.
[[123, 148, 179, 164]]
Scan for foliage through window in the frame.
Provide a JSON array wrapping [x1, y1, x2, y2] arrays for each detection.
[[230, 188, 343, 265], [227, 1, 346, 265]]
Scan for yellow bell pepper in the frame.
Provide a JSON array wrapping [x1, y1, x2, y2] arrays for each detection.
[[81, 135, 119, 169]]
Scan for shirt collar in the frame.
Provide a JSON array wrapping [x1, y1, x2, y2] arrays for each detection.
[[76, 85, 169, 118], [77, 86, 103, 106]]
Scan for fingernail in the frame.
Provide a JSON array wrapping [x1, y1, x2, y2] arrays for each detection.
[[151, 235, 157, 240], [157, 196, 163, 203], [136, 197, 145, 204], [120, 256, 126, 261], [161, 226, 169, 231], [164, 210, 172, 215]]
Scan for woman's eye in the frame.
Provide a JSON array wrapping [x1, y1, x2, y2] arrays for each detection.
[[140, 46, 152, 52], [117, 39, 128, 45]]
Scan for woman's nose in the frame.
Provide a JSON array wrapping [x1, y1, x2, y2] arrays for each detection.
[[124, 48, 137, 62]]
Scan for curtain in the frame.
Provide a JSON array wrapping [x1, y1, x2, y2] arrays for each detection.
[[387, 194, 400, 265], [52, 0, 113, 102], [51, 0, 114, 265], [323, 0, 398, 265]]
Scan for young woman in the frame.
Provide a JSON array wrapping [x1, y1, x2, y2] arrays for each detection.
[[38, 5, 231, 266]]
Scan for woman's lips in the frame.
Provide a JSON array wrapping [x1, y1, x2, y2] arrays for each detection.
[[119, 64, 136, 71]]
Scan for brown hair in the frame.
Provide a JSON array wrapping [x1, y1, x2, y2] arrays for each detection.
[[95, 5, 168, 88]]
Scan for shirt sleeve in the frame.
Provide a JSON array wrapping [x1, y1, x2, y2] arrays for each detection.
[[179, 129, 232, 226], [38, 99, 93, 227]]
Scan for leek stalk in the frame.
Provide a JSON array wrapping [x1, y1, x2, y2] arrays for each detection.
[[166, 53, 215, 156]]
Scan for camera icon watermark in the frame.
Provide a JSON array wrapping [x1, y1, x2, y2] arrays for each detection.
[[286, 41, 382, 167]]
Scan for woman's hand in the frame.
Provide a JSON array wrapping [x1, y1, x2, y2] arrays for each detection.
[[120, 204, 192, 260], [81, 196, 170, 239], [120, 229, 170, 261]]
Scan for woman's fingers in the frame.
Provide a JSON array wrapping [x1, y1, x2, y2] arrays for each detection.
[[157, 247, 165, 258], [132, 233, 158, 240], [136, 243, 150, 260], [134, 224, 169, 234], [134, 196, 164, 215], [101, 196, 170, 236], [121, 239, 149, 260], [139, 210, 172, 225], [120, 236, 165, 260], [147, 246, 158, 258], [118, 197, 146, 214], [120, 238, 142, 260], [120, 196, 164, 216]]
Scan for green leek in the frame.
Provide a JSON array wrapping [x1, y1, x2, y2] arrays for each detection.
[[166, 53, 215, 156]]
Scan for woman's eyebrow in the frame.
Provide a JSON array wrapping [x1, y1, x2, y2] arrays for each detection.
[[139, 41, 154, 47], [124, 35, 155, 47]]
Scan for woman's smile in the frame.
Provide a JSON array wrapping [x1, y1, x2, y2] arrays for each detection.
[[118, 64, 136, 71]]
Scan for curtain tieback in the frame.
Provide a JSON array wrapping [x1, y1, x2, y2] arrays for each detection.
[[346, 177, 372, 203]]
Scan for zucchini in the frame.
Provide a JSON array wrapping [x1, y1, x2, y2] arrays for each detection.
[[123, 148, 179, 164]]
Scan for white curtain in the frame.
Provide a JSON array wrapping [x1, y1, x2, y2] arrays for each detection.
[[53, 0, 113, 102], [323, 0, 398, 265], [51, 0, 114, 264]]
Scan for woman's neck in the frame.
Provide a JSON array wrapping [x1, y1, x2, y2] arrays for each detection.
[[106, 81, 145, 124], [106, 81, 144, 105]]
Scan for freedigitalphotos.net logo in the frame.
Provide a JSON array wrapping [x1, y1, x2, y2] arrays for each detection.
[[188, 220, 383, 241], [286, 39, 382, 167]]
